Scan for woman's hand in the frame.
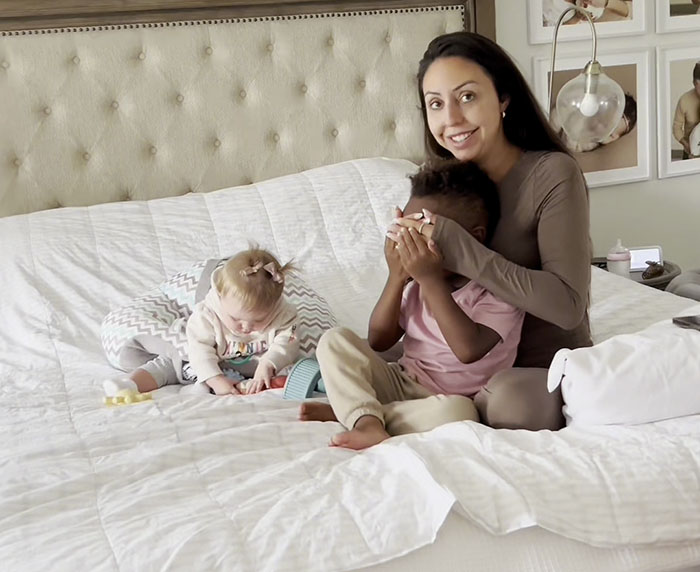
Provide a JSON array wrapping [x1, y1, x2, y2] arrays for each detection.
[[388, 208, 436, 242], [395, 227, 443, 284], [247, 360, 276, 394], [206, 374, 242, 395]]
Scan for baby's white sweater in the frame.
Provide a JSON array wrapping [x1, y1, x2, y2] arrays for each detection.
[[186, 285, 299, 382]]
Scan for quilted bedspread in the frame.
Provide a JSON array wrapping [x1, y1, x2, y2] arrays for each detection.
[[1, 158, 700, 572]]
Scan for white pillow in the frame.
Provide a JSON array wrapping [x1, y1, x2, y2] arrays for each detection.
[[547, 313, 700, 426]]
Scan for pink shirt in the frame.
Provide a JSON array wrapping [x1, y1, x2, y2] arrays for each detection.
[[398, 280, 524, 397]]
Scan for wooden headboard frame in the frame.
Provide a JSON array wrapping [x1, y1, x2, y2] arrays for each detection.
[[0, 1, 491, 35], [0, 1, 491, 217]]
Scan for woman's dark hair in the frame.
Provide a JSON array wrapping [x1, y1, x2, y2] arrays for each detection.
[[623, 93, 637, 133], [410, 160, 500, 243], [693, 61, 700, 83], [417, 32, 569, 160]]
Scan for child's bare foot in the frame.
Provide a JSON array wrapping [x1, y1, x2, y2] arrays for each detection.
[[299, 402, 337, 422], [330, 415, 389, 450]]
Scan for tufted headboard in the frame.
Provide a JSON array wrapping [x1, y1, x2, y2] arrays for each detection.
[[0, 1, 472, 217]]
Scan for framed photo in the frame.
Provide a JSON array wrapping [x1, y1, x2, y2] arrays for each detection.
[[533, 50, 651, 188], [527, 0, 646, 44], [656, 0, 700, 33], [657, 46, 700, 179]]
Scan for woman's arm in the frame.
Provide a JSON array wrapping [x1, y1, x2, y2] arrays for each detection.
[[673, 97, 689, 152], [431, 154, 590, 330], [580, 0, 629, 17]]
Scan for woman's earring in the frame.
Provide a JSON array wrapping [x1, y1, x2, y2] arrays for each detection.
[[501, 110, 506, 119]]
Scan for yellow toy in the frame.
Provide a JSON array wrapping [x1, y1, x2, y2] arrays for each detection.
[[103, 389, 152, 407]]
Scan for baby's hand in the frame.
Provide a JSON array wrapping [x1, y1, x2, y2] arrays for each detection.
[[247, 361, 276, 394], [206, 374, 242, 395]]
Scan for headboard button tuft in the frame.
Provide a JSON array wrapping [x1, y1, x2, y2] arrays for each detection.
[[205, 46, 213, 55], [1, 61, 10, 69], [331, 128, 339, 138], [138, 51, 146, 60], [13, 158, 21, 167], [176, 94, 184, 104], [150, 146, 158, 155], [83, 152, 91, 161], [213, 139, 221, 148], [72, 56, 80, 65], [111, 101, 119, 109], [43, 107, 52, 115]]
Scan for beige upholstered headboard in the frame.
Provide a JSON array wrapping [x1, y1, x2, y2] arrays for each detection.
[[0, 2, 472, 217]]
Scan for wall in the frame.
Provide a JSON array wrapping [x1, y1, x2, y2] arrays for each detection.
[[494, 1, 700, 271]]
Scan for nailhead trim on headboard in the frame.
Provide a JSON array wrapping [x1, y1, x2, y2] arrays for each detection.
[[0, 6, 463, 36]]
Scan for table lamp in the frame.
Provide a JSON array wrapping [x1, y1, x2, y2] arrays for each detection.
[[548, 5, 625, 147]]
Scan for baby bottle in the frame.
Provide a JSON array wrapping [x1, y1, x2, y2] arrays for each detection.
[[606, 239, 631, 278]]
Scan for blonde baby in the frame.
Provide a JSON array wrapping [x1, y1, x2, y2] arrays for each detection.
[[103, 248, 298, 397]]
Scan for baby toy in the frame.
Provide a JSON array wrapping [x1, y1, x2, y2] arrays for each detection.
[[282, 357, 326, 400], [103, 389, 153, 407]]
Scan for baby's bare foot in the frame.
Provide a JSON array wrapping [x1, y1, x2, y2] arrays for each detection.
[[299, 401, 337, 422], [330, 416, 389, 450]]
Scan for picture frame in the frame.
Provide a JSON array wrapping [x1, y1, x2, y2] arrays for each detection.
[[527, 0, 646, 44], [656, 46, 700, 179], [533, 49, 651, 188], [656, 0, 700, 33]]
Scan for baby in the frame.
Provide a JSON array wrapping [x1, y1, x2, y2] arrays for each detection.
[[103, 248, 298, 397]]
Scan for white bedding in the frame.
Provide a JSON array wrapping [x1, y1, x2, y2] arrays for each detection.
[[1, 158, 700, 572]]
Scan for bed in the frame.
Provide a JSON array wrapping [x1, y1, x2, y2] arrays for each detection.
[[1, 3, 700, 571]]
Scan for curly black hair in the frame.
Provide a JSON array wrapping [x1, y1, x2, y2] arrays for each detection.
[[409, 160, 500, 243]]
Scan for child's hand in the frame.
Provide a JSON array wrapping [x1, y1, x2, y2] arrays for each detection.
[[247, 361, 276, 394], [384, 237, 409, 282], [395, 227, 443, 284], [384, 207, 409, 282], [205, 374, 242, 396]]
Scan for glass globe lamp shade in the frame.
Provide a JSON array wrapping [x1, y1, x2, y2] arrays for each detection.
[[555, 64, 625, 148]]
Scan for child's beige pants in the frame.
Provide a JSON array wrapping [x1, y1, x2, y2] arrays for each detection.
[[316, 327, 479, 435]]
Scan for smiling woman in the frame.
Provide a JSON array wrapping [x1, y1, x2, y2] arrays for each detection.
[[394, 31, 591, 431]]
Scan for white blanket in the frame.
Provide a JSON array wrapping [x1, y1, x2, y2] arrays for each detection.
[[1, 158, 699, 572]]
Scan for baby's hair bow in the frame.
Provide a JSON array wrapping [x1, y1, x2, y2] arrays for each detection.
[[240, 261, 264, 276], [263, 262, 284, 284]]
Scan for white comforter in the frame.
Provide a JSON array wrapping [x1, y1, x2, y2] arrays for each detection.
[[1, 158, 699, 572]]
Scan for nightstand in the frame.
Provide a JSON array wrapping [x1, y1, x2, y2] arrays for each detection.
[[592, 258, 682, 291]]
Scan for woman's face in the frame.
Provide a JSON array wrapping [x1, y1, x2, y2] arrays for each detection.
[[422, 56, 506, 164]]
